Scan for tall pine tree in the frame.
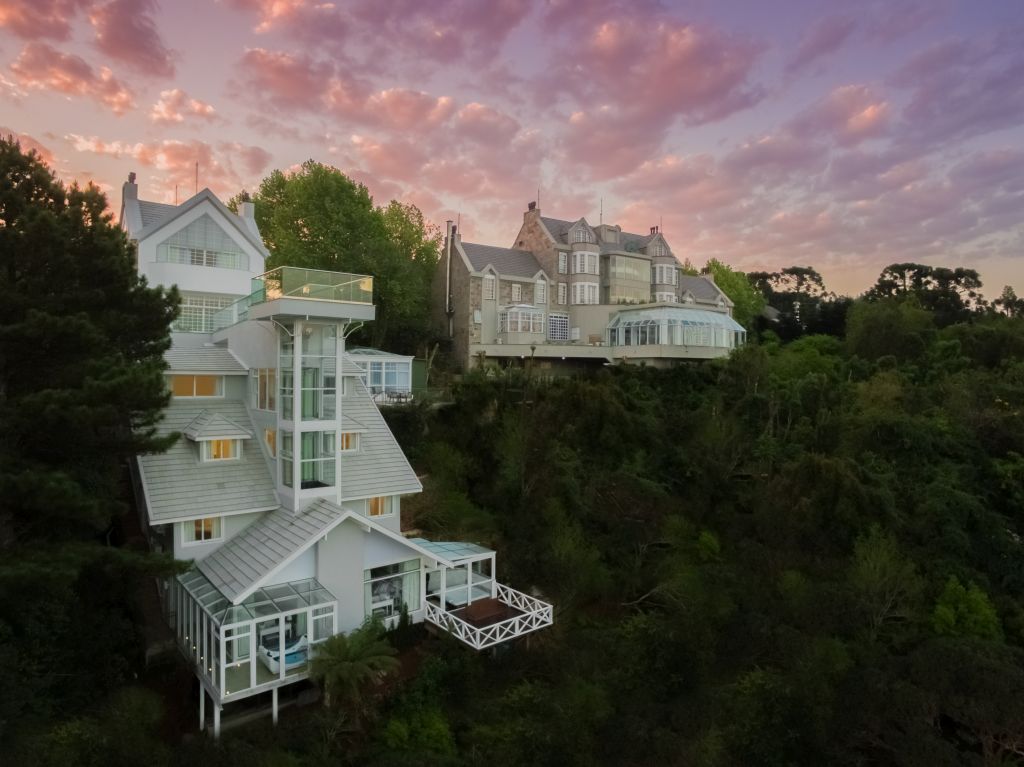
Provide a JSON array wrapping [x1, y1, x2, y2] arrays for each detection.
[[0, 137, 179, 742]]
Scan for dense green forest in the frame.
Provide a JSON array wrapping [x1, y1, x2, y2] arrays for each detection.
[[4, 138, 1024, 765]]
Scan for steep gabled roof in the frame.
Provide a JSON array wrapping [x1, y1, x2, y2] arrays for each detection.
[[134, 188, 269, 257], [183, 410, 253, 441], [461, 242, 543, 279], [136, 400, 277, 524], [139, 200, 177, 228], [198, 499, 454, 604], [680, 275, 727, 303], [165, 346, 247, 374]]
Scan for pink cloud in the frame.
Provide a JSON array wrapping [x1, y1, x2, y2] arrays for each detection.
[[453, 103, 520, 144], [786, 15, 858, 74], [790, 84, 891, 146], [0, 0, 87, 40], [553, 17, 763, 178], [349, 134, 427, 181], [149, 88, 218, 124], [10, 41, 134, 114], [67, 134, 271, 197], [891, 33, 1024, 148], [362, 88, 454, 130], [88, 0, 175, 77], [238, 47, 335, 109], [0, 125, 56, 164]]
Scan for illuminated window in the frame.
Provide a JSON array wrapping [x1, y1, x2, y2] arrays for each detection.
[[368, 496, 393, 517], [340, 432, 360, 452], [184, 517, 222, 544], [263, 428, 277, 457], [170, 375, 224, 397], [203, 439, 238, 461], [251, 368, 276, 411]]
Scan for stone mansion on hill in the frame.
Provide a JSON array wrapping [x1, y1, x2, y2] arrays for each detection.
[[433, 202, 747, 371]]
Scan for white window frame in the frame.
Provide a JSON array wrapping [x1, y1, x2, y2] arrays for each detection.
[[511, 283, 522, 302], [181, 516, 223, 546], [572, 282, 600, 305], [558, 252, 568, 274], [368, 496, 394, 518], [263, 427, 277, 457], [170, 374, 225, 398], [340, 432, 360, 452], [557, 282, 568, 305], [201, 439, 241, 462], [572, 227, 593, 244], [483, 274, 496, 300], [251, 368, 277, 411], [535, 280, 547, 305]]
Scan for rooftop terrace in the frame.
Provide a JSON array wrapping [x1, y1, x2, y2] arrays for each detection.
[[212, 266, 374, 330]]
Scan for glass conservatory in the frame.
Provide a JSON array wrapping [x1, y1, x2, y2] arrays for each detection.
[[607, 307, 746, 350], [169, 570, 337, 702]]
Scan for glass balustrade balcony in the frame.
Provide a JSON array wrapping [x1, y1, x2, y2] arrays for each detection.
[[211, 267, 374, 330]]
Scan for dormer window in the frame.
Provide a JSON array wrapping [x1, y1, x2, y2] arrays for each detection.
[[572, 227, 594, 244], [183, 410, 252, 462], [203, 439, 240, 461]]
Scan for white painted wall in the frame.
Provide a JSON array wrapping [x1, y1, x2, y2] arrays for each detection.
[[363, 530, 421, 570], [272, 546, 316, 583], [316, 520, 366, 632]]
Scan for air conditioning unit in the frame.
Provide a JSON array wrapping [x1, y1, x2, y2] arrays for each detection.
[[570, 327, 581, 341]]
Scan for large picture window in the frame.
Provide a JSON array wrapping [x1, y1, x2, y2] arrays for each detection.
[[548, 312, 569, 341], [172, 294, 236, 333], [171, 374, 224, 397], [364, 560, 420, 618], [156, 214, 249, 271]]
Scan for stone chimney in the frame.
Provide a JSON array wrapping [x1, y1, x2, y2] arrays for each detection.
[[524, 200, 540, 223], [238, 201, 256, 221], [123, 171, 138, 202]]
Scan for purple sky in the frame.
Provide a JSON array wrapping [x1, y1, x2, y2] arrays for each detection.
[[2, 0, 1022, 296]]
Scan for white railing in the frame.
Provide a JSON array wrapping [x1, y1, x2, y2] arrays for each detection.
[[423, 584, 553, 651]]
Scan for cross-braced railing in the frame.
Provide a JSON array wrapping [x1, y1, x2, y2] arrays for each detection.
[[424, 584, 553, 650]]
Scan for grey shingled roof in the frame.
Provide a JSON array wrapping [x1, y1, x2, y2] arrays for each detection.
[[539, 216, 577, 244], [461, 242, 542, 278], [137, 400, 277, 524], [183, 410, 253, 441], [138, 200, 177, 227], [165, 346, 247, 374], [338, 375, 422, 500], [198, 500, 344, 603], [621, 230, 657, 251], [680, 275, 724, 303]]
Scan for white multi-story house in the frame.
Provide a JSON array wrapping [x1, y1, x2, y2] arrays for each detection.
[[434, 202, 747, 372], [121, 178, 552, 736]]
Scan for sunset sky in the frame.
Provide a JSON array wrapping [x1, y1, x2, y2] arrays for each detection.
[[2, 0, 1022, 296]]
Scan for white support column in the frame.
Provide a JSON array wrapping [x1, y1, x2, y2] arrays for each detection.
[[278, 619, 286, 680], [249, 619, 257, 690], [335, 322, 345, 507], [466, 563, 474, 607], [440, 566, 447, 610], [213, 703, 221, 739], [219, 633, 226, 693], [199, 686, 205, 731], [292, 320, 303, 500], [490, 554, 497, 599], [272, 687, 279, 725]]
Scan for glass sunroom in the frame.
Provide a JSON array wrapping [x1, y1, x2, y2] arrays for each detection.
[[169, 570, 337, 702], [607, 307, 747, 350]]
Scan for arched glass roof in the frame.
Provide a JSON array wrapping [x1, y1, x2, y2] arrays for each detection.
[[607, 307, 746, 332]]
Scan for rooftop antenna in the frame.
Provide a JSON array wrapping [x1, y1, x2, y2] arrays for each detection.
[[537, 187, 540, 210], [194, 161, 198, 195], [660, 215, 663, 235], [457, 211, 461, 232], [600, 197, 603, 225], [174, 184, 178, 205]]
